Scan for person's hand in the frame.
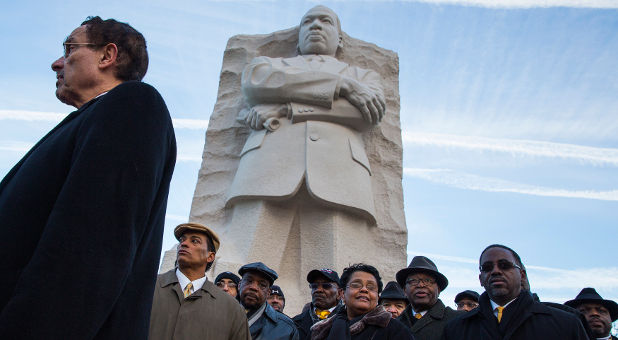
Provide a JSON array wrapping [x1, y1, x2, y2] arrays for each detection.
[[339, 77, 385, 125], [245, 104, 289, 130]]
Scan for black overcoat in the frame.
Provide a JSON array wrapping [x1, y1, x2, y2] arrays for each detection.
[[292, 302, 344, 340], [442, 291, 590, 340], [398, 299, 462, 340], [0, 81, 176, 339], [250, 303, 299, 340]]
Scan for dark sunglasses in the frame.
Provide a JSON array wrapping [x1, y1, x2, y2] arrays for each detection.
[[479, 260, 521, 273]]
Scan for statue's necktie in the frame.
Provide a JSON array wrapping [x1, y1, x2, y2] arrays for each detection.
[[183, 282, 193, 298], [496, 306, 504, 323]]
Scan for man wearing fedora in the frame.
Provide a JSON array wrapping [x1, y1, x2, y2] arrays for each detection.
[[238, 262, 299, 340], [293, 268, 344, 340], [396, 255, 461, 340], [565, 288, 618, 340], [443, 244, 588, 340], [380, 281, 409, 318], [149, 223, 250, 340]]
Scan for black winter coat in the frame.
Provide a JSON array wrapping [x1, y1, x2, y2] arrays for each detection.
[[398, 299, 462, 340], [442, 291, 590, 340], [251, 303, 299, 340], [0, 81, 176, 339]]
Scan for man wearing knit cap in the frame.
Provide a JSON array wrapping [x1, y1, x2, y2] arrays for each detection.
[[396, 255, 461, 340], [215, 271, 241, 298], [238, 262, 298, 340], [454, 290, 480, 312], [380, 281, 409, 318], [292, 268, 344, 340], [149, 223, 250, 340], [268, 285, 286, 313], [565, 287, 618, 340]]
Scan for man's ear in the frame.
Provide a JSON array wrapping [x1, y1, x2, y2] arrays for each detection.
[[99, 43, 118, 70], [479, 273, 484, 288]]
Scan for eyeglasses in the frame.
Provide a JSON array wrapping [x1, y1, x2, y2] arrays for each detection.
[[309, 282, 336, 290], [479, 260, 521, 273], [216, 281, 237, 289], [62, 42, 102, 58], [456, 301, 479, 309], [347, 281, 378, 292], [405, 278, 436, 287], [240, 278, 269, 290]]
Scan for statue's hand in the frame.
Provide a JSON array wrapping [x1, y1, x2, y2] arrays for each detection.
[[339, 77, 386, 125], [245, 104, 289, 130]]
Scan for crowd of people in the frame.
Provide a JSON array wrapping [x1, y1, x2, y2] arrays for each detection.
[[1, 10, 615, 340], [155, 222, 617, 340]]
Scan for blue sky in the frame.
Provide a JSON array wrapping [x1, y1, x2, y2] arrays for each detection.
[[1, 0, 617, 313]]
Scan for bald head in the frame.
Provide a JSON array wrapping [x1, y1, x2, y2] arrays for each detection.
[[298, 6, 342, 56]]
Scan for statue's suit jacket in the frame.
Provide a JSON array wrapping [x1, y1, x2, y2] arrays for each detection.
[[227, 55, 383, 223], [0, 81, 176, 339]]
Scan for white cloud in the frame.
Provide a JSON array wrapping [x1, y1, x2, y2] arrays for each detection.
[[404, 167, 618, 201], [403, 132, 618, 166], [399, 0, 618, 9], [0, 110, 209, 131], [0, 141, 34, 152], [0, 110, 66, 122]]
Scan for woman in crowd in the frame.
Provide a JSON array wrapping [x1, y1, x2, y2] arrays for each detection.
[[309, 263, 415, 340]]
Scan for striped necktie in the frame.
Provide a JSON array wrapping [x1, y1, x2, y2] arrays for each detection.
[[183, 282, 193, 298], [496, 306, 504, 323]]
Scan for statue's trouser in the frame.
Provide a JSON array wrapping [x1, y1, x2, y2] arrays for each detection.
[[214, 186, 376, 316]]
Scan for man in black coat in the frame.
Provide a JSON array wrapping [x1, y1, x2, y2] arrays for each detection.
[[565, 287, 618, 340], [0, 16, 176, 339], [293, 268, 344, 340], [238, 262, 299, 340], [396, 256, 462, 340], [442, 244, 589, 340]]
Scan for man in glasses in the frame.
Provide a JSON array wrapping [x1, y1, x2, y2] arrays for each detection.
[[443, 244, 588, 339], [395, 256, 461, 340], [150, 223, 250, 340], [0, 17, 176, 338], [215, 271, 241, 298], [454, 290, 480, 312], [292, 268, 343, 340]]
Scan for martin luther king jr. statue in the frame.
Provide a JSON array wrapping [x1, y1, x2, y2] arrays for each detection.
[[188, 5, 407, 313]]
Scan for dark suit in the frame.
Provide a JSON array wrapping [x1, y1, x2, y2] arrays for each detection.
[[0, 81, 176, 339], [398, 299, 461, 340], [442, 291, 589, 340]]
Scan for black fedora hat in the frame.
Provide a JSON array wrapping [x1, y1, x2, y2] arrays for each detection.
[[565, 287, 618, 322], [379, 281, 408, 303], [396, 256, 448, 291]]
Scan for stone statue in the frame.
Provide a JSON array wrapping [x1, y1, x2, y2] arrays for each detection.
[[179, 5, 407, 314]]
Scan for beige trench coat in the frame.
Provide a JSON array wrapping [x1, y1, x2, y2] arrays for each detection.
[[149, 269, 250, 340]]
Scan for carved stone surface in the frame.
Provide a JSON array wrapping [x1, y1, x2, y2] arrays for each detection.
[[162, 10, 407, 315]]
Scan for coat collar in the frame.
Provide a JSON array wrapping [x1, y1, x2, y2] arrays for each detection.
[[159, 268, 218, 300], [407, 299, 448, 332]]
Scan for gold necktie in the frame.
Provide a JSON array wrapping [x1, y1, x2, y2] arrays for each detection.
[[496, 306, 504, 323], [414, 313, 423, 319], [315, 309, 330, 320], [183, 282, 193, 298]]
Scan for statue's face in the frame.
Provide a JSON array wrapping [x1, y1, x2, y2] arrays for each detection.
[[298, 6, 341, 56]]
